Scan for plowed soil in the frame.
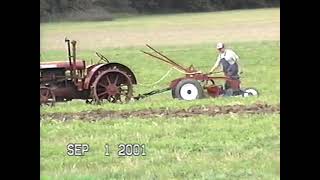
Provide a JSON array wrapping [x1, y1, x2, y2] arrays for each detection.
[[41, 103, 280, 121]]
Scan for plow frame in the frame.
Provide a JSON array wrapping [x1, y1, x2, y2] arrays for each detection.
[[140, 44, 254, 100]]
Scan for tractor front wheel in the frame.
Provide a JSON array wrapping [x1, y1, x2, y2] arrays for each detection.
[[40, 87, 56, 106]]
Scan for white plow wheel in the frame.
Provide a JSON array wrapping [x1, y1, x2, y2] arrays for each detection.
[[173, 79, 204, 100], [243, 88, 259, 97], [180, 83, 199, 100]]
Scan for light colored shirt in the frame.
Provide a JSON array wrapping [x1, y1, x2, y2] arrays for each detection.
[[214, 49, 239, 68]]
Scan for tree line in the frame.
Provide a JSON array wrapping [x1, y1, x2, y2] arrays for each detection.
[[40, 0, 280, 22]]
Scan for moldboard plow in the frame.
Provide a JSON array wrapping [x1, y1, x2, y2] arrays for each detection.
[[134, 44, 259, 101]]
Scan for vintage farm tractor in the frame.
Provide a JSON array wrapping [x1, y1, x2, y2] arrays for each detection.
[[134, 44, 259, 101], [40, 40, 258, 106], [40, 38, 137, 106]]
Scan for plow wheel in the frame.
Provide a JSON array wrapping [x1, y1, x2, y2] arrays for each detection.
[[173, 79, 204, 100], [242, 88, 259, 97], [91, 69, 133, 104], [40, 87, 56, 106]]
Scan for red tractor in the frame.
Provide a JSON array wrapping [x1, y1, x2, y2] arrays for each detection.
[[40, 38, 137, 106]]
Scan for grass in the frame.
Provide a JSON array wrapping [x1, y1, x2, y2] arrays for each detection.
[[41, 114, 280, 180], [40, 8, 279, 50], [41, 8, 279, 31]]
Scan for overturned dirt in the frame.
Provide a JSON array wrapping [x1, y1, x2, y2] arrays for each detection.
[[41, 103, 280, 121]]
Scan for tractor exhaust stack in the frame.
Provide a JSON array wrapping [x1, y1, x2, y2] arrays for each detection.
[[65, 38, 73, 78], [71, 40, 77, 81]]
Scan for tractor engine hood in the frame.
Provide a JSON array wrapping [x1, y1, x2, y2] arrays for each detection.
[[40, 60, 86, 70]]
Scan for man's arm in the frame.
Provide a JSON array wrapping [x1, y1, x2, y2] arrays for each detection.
[[236, 55, 242, 74], [209, 56, 221, 73], [237, 60, 242, 74]]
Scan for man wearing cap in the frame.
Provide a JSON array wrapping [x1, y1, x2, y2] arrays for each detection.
[[209, 42, 242, 90]]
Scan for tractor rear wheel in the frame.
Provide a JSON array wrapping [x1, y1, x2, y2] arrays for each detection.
[[91, 69, 133, 104], [173, 79, 204, 100]]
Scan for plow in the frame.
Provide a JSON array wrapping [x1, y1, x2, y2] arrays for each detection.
[[40, 39, 258, 106]]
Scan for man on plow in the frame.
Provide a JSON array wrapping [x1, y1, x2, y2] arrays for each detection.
[[209, 42, 243, 95]]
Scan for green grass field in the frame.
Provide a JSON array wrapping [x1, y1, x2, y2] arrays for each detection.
[[41, 114, 279, 180], [40, 8, 280, 179]]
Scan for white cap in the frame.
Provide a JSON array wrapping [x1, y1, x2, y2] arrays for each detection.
[[216, 42, 224, 49]]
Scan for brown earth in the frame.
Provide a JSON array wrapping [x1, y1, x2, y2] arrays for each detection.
[[41, 103, 280, 121]]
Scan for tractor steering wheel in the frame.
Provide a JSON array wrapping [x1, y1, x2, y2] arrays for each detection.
[[95, 52, 110, 64]]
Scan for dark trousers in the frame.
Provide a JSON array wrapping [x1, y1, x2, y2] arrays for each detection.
[[220, 58, 240, 90]]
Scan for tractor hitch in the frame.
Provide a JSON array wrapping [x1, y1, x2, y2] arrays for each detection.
[[133, 87, 171, 100]]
